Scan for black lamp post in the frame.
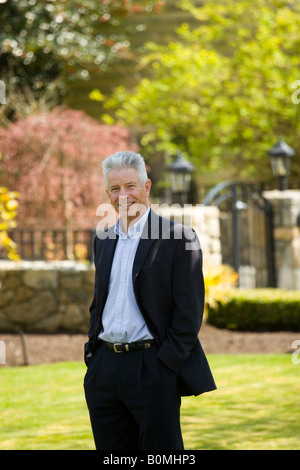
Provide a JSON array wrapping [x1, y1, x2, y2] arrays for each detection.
[[267, 138, 295, 190], [167, 153, 195, 205]]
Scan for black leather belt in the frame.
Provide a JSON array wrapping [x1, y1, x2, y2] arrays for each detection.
[[103, 340, 155, 353]]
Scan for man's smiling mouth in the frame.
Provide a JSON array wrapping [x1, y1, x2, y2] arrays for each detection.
[[119, 202, 134, 207]]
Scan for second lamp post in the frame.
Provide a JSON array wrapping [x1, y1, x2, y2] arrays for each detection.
[[167, 153, 195, 205]]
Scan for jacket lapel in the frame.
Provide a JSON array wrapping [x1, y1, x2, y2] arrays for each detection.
[[132, 209, 160, 282], [98, 227, 118, 303]]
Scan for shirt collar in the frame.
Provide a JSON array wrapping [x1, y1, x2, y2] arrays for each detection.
[[115, 206, 150, 240]]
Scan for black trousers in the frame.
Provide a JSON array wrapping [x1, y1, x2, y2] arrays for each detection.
[[84, 343, 184, 450]]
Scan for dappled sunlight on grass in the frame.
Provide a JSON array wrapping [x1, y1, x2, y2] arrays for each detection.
[[0, 355, 299, 450], [181, 355, 299, 450]]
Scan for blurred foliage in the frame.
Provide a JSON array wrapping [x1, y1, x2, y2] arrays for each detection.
[[0, 81, 59, 127], [0, 154, 19, 260], [99, 0, 300, 182], [0, 0, 164, 121]]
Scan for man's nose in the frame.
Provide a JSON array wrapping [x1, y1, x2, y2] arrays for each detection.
[[119, 187, 128, 197], [118, 195, 128, 206]]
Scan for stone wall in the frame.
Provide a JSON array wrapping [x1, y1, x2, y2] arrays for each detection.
[[0, 261, 94, 333], [264, 190, 300, 290]]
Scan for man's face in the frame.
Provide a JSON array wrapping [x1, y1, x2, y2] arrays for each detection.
[[105, 167, 151, 224]]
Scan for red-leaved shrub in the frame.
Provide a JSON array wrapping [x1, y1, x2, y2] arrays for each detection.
[[0, 107, 137, 228]]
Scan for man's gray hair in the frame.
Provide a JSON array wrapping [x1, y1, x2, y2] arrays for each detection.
[[102, 151, 148, 188]]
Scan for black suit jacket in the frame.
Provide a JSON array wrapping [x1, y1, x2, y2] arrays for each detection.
[[85, 209, 216, 396]]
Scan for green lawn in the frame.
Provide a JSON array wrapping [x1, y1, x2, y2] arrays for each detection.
[[0, 354, 299, 450]]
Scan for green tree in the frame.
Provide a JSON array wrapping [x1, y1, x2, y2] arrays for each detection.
[[100, 0, 300, 182]]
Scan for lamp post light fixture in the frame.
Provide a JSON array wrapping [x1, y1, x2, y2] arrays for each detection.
[[167, 153, 195, 205], [267, 138, 295, 191]]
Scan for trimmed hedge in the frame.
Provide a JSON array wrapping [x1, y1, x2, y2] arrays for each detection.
[[207, 289, 300, 332]]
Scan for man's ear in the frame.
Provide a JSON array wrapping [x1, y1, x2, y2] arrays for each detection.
[[145, 179, 152, 196]]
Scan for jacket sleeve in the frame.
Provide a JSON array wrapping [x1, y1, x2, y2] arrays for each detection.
[[84, 237, 98, 360], [156, 227, 204, 374]]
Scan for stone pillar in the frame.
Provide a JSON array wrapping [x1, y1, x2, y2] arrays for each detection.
[[156, 204, 222, 266], [263, 190, 300, 290]]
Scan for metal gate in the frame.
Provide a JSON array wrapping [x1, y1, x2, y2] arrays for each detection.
[[204, 182, 276, 288]]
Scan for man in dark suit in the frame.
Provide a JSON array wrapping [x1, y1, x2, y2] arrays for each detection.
[[84, 151, 216, 450]]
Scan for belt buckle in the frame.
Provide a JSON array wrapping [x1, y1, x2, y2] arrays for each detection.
[[113, 343, 124, 353]]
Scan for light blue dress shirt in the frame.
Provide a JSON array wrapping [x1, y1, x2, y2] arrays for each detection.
[[99, 207, 153, 343]]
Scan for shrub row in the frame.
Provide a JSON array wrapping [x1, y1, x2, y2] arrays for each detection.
[[206, 289, 300, 331]]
